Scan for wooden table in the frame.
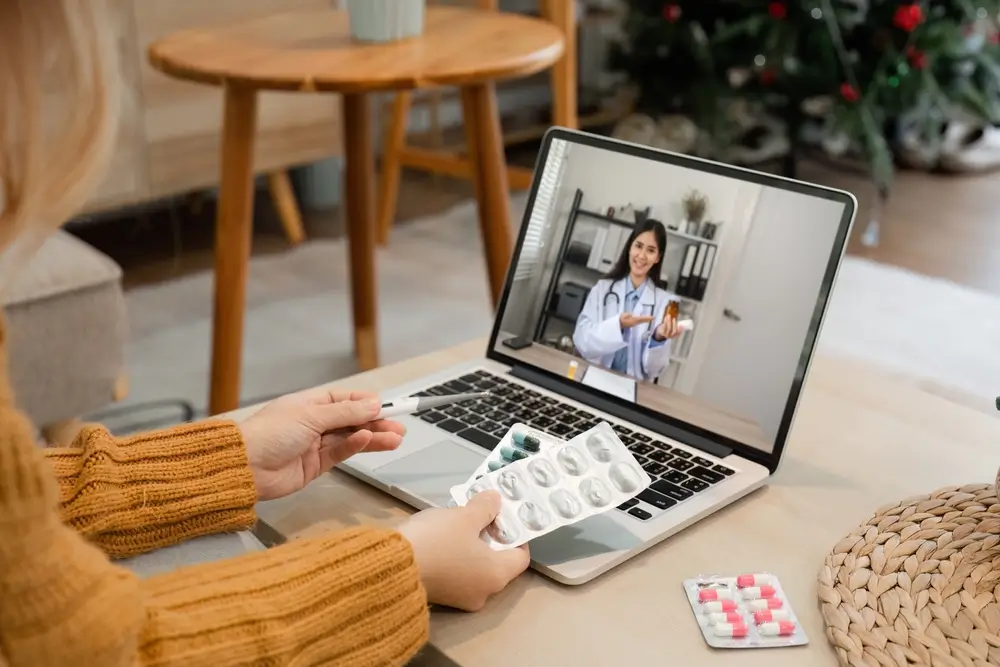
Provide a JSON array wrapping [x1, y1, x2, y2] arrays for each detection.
[[148, 7, 564, 414], [241, 338, 1000, 666], [498, 333, 771, 450]]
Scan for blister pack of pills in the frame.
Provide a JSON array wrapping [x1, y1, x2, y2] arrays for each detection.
[[451, 422, 651, 550], [464, 423, 556, 482], [683, 573, 808, 649]]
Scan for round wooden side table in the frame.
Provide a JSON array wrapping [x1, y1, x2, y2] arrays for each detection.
[[148, 6, 564, 415]]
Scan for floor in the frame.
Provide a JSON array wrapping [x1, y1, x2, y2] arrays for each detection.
[[72, 143, 1000, 297]]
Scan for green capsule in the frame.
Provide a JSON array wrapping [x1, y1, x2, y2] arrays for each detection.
[[488, 459, 507, 472], [499, 446, 529, 462], [512, 431, 541, 452]]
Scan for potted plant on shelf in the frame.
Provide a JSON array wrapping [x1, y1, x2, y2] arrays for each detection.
[[681, 189, 708, 235]]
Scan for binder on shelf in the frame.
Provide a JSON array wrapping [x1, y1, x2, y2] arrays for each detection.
[[676, 244, 698, 296], [694, 245, 716, 300], [689, 244, 708, 299], [597, 225, 625, 272], [587, 227, 608, 270]]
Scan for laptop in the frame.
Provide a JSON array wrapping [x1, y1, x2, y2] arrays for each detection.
[[339, 128, 857, 585]]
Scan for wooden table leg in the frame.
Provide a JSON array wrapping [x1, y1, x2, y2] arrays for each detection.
[[342, 93, 379, 371], [460, 84, 514, 308], [376, 92, 412, 246], [267, 171, 306, 246], [209, 84, 258, 415], [543, 0, 578, 129]]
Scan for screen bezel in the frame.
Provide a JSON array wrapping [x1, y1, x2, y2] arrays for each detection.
[[486, 127, 858, 474]]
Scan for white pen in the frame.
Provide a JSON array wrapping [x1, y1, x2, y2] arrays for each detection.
[[376, 392, 490, 420]]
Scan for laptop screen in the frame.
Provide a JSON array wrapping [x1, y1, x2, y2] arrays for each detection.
[[490, 131, 855, 460]]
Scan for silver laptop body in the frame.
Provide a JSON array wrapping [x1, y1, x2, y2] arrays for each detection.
[[338, 128, 857, 585]]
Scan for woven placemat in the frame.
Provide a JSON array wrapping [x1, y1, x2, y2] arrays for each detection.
[[819, 483, 1000, 666]]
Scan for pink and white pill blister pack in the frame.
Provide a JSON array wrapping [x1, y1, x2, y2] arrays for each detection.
[[682, 573, 808, 649]]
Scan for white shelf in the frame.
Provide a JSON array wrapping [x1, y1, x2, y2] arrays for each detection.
[[665, 227, 719, 247]]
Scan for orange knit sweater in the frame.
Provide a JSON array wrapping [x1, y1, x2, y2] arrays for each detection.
[[0, 328, 429, 666]]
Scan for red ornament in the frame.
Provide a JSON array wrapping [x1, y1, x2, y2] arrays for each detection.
[[759, 69, 777, 85], [840, 82, 860, 102], [906, 45, 927, 69], [892, 4, 924, 32], [990, 32, 1000, 45], [662, 3, 682, 22], [768, 2, 787, 19]]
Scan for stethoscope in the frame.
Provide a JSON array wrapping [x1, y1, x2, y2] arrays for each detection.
[[602, 278, 655, 319]]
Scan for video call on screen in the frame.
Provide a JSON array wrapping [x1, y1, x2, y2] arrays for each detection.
[[495, 138, 847, 453]]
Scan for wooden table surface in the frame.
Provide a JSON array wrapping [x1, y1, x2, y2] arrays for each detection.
[[243, 339, 1000, 666], [499, 335, 771, 451], [148, 6, 565, 93]]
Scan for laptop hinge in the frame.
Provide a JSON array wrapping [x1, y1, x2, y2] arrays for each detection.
[[509, 365, 734, 459]]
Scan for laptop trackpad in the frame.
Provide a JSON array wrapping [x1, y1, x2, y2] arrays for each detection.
[[376, 440, 485, 507]]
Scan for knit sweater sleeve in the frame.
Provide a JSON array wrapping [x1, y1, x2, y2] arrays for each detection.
[[43, 420, 258, 558], [0, 402, 430, 667]]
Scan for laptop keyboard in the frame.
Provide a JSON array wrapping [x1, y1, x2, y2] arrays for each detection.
[[412, 369, 737, 522]]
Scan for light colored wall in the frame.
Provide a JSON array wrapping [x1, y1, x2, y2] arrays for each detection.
[[688, 186, 846, 447]]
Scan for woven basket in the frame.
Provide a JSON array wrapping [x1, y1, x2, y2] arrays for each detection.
[[818, 479, 1000, 666]]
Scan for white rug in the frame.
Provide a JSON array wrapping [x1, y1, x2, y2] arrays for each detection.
[[119, 195, 1000, 422], [818, 257, 1000, 415]]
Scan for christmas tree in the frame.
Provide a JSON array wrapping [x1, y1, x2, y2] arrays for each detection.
[[611, 0, 1000, 197]]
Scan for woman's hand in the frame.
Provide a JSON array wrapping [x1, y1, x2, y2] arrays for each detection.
[[620, 313, 654, 329], [653, 315, 681, 341], [400, 490, 531, 611], [239, 388, 405, 501]]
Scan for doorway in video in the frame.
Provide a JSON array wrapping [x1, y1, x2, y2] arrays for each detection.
[[495, 139, 846, 454]]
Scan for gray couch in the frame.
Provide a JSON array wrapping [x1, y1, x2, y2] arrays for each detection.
[[2, 231, 270, 574], [3, 231, 127, 430]]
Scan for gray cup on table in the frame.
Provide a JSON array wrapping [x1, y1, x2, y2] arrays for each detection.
[[345, 0, 426, 42]]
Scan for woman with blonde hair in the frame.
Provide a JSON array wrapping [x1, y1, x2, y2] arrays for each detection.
[[0, 2, 529, 665]]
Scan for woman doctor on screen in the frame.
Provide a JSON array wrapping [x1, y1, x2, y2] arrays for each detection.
[[572, 219, 682, 382]]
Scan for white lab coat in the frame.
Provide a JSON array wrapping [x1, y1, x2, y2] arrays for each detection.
[[572, 278, 675, 382]]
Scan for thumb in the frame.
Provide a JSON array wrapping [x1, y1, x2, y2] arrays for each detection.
[[310, 398, 381, 432], [494, 544, 531, 581], [463, 489, 502, 529]]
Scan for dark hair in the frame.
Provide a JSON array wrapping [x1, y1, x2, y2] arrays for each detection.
[[603, 218, 668, 290]]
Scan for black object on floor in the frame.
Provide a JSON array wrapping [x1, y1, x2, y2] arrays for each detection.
[[85, 392, 295, 435]]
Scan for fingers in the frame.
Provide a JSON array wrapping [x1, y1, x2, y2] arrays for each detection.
[[360, 431, 404, 453], [464, 489, 502, 529], [310, 398, 382, 432], [493, 544, 531, 583], [318, 429, 373, 470], [366, 419, 406, 436], [289, 386, 378, 406]]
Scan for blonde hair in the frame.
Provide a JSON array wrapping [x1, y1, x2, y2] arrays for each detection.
[[0, 0, 121, 267]]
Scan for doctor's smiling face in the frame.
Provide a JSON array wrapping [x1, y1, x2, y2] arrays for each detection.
[[629, 231, 661, 283], [605, 219, 669, 290]]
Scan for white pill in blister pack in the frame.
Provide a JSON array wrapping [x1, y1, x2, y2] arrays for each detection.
[[748, 598, 783, 611], [450, 422, 651, 550], [753, 609, 790, 624], [708, 611, 744, 624], [741, 585, 777, 600], [736, 573, 771, 588]]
